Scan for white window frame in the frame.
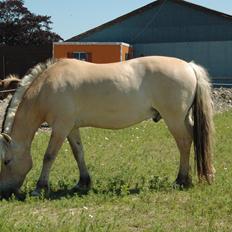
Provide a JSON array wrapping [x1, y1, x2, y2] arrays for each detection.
[[72, 52, 89, 61]]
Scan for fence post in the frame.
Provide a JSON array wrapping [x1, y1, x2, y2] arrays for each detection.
[[2, 55, 5, 79]]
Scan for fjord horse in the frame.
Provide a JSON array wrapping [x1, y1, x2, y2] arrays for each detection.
[[0, 56, 214, 197]]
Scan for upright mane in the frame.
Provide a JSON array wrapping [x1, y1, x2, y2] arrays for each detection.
[[1, 59, 56, 134]]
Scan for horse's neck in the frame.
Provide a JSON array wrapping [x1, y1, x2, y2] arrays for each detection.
[[10, 101, 43, 147]]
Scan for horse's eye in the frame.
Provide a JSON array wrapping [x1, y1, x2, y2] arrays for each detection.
[[4, 159, 11, 166]]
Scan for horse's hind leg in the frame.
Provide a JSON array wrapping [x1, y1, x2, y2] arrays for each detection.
[[164, 115, 193, 188], [174, 134, 192, 188], [67, 127, 91, 192]]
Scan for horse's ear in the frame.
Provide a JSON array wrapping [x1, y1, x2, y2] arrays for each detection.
[[1, 133, 12, 144]]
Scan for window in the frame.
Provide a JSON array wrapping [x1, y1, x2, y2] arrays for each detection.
[[72, 52, 90, 61], [125, 53, 130, 60]]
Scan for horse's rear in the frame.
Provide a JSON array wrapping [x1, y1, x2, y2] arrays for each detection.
[[141, 57, 214, 186], [133, 57, 214, 186]]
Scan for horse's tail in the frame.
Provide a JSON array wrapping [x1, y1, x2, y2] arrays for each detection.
[[189, 61, 214, 184]]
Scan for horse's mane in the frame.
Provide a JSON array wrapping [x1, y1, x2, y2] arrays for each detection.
[[1, 59, 57, 134]]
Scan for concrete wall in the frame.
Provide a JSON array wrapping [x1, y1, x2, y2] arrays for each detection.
[[133, 40, 232, 80]]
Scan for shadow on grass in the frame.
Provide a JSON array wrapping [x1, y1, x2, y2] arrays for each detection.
[[47, 175, 175, 200], [1, 175, 190, 201]]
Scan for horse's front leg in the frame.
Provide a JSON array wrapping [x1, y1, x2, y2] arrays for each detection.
[[31, 126, 70, 196], [68, 127, 91, 192]]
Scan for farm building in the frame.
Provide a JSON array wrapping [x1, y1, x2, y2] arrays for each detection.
[[53, 0, 232, 84]]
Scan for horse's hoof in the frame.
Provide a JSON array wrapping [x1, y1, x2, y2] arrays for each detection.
[[72, 183, 90, 194], [174, 175, 193, 189], [72, 176, 91, 193], [31, 190, 41, 197], [31, 188, 49, 197], [72, 179, 91, 194]]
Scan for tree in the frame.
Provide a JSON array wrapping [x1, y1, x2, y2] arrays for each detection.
[[0, 0, 63, 45]]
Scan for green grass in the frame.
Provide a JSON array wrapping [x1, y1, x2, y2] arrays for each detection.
[[1, 111, 232, 231]]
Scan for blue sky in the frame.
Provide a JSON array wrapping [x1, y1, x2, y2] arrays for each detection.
[[24, 0, 232, 40]]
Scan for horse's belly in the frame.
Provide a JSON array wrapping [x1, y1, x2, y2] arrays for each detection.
[[77, 107, 153, 129]]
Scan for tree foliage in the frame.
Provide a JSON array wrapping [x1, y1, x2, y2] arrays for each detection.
[[0, 0, 63, 45]]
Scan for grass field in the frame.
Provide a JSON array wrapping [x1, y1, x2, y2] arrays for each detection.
[[1, 111, 232, 231]]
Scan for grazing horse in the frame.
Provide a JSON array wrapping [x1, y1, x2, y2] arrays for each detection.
[[0, 75, 20, 100], [0, 56, 214, 197]]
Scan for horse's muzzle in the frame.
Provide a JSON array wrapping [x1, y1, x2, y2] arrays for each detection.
[[0, 180, 21, 199], [0, 189, 15, 199]]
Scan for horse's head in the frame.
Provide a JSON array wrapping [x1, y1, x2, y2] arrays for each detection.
[[0, 76, 21, 100], [0, 133, 32, 198]]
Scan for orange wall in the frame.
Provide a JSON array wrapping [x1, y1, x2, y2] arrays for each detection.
[[53, 44, 128, 63], [121, 45, 133, 61]]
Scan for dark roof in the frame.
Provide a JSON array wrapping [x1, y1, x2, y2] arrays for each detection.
[[66, 0, 232, 42]]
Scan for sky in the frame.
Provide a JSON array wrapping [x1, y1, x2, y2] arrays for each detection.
[[24, 0, 232, 40]]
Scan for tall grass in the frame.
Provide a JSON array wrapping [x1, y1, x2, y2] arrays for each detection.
[[1, 111, 232, 231]]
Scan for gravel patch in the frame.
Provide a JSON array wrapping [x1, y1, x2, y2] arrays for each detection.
[[212, 88, 232, 113], [0, 88, 232, 131]]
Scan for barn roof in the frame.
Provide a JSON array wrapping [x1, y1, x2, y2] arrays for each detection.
[[66, 0, 232, 42]]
